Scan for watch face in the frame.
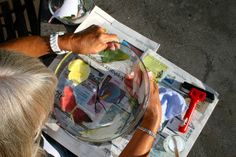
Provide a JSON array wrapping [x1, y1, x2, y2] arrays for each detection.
[[53, 42, 150, 142]]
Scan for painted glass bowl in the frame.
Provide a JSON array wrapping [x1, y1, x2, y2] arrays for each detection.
[[54, 43, 150, 142]]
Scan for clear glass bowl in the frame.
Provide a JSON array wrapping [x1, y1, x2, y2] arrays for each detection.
[[54, 43, 150, 142], [48, 0, 94, 25]]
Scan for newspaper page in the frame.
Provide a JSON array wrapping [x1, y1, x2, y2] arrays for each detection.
[[74, 6, 160, 53], [46, 6, 160, 156], [47, 49, 219, 157], [45, 6, 219, 157], [109, 49, 219, 157]]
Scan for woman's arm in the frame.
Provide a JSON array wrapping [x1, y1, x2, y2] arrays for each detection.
[[0, 25, 119, 57], [120, 75, 162, 157], [0, 36, 50, 57]]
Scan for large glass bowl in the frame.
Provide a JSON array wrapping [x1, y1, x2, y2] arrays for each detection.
[[53, 43, 150, 142], [48, 0, 94, 25]]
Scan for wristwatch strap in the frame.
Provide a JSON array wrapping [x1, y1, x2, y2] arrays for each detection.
[[50, 32, 67, 55]]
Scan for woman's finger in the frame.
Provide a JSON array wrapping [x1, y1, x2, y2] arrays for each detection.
[[97, 27, 106, 33], [114, 42, 120, 49], [148, 72, 158, 95], [100, 34, 119, 43], [88, 43, 107, 54], [107, 42, 116, 50]]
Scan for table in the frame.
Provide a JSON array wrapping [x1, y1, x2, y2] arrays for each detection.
[[41, 5, 219, 157]]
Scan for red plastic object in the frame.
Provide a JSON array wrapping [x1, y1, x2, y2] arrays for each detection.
[[179, 88, 206, 133]]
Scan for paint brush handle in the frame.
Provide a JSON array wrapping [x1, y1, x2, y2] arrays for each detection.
[[173, 136, 180, 157]]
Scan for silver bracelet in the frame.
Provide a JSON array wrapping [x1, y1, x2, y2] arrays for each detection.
[[137, 126, 157, 138], [50, 32, 67, 55]]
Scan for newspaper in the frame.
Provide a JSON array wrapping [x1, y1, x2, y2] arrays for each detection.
[[141, 50, 219, 157], [105, 49, 219, 157], [74, 6, 160, 53], [45, 6, 219, 157]]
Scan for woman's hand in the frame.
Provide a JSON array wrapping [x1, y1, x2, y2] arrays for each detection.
[[59, 25, 119, 54], [124, 70, 162, 133], [141, 73, 162, 133], [0, 25, 119, 57], [120, 73, 162, 157]]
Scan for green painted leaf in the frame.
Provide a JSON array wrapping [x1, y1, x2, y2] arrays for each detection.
[[99, 49, 130, 63]]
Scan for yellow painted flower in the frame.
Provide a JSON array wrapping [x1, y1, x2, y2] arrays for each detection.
[[68, 59, 90, 84]]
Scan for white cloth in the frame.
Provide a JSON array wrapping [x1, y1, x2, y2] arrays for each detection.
[[159, 87, 187, 124]]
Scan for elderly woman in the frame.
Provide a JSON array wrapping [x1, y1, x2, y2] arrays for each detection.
[[0, 25, 161, 157]]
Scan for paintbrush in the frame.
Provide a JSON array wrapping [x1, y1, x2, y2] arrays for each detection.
[[173, 136, 180, 157]]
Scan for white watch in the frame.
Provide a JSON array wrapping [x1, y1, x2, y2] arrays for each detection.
[[50, 32, 67, 55]]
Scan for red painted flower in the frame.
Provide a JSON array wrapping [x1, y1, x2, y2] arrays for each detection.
[[72, 107, 92, 124], [60, 86, 76, 112], [60, 86, 92, 124]]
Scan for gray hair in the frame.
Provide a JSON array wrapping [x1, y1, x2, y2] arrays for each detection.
[[0, 50, 57, 157]]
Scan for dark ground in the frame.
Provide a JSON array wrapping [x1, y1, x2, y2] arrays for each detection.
[[94, 0, 236, 157]]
